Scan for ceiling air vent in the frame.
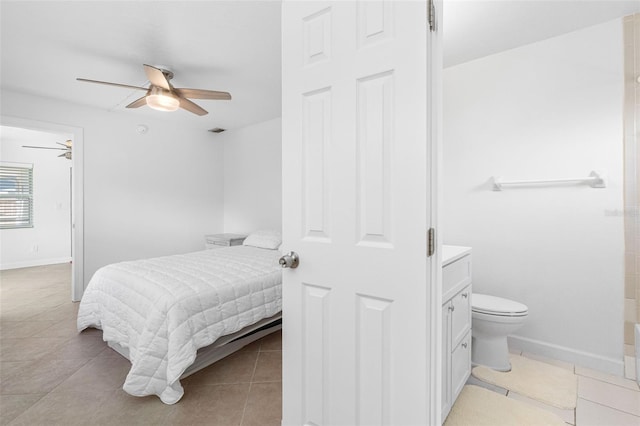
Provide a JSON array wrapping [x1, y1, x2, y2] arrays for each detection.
[[208, 127, 226, 133]]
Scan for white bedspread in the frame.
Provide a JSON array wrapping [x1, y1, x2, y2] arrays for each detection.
[[77, 245, 282, 404]]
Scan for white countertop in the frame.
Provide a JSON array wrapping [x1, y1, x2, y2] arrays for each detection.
[[442, 245, 472, 266]]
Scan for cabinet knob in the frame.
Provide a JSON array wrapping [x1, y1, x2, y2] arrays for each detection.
[[461, 292, 468, 298], [462, 342, 468, 349], [448, 305, 455, 312]]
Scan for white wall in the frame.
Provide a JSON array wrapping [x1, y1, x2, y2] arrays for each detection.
[[1, 90, 225, 288], [221, 117, 282, 234], [1, 127, 72, 269], [443, 20, 625, 373]]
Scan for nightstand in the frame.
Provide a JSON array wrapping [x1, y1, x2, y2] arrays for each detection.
[[204, 233, 247, 249]]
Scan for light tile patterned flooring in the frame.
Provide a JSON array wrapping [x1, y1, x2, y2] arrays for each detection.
[[1, 264, 639, 425], [468, 349, 640, 425], [0, 263, 281, 426]]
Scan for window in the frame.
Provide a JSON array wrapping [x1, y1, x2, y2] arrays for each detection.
[[0, 163, 33, 229]]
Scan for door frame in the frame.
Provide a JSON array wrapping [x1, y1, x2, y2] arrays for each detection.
[[429, 0, 444, 423], [0, 115, 84, 301]]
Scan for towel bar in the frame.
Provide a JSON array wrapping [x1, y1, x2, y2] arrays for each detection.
[[491, 170, 606, 191]]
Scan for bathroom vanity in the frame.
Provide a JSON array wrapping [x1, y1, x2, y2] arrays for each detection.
[[441, 246, 472, 423]]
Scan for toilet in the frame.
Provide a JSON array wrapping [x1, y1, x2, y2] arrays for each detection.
[[471, 293, 528, 371]]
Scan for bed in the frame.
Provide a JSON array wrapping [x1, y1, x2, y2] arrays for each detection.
[[77, 232, 283, 404]]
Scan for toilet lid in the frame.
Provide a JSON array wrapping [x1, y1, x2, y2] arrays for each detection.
[[472, 293, 528, 316]]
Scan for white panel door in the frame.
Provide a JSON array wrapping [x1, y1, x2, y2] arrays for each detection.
[[282, 1, 437, 424]]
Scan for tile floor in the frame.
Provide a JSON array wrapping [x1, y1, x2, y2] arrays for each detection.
[[0, 263, 282, 426], [1, 263, 639, 425], [467, 350, 640, 425]]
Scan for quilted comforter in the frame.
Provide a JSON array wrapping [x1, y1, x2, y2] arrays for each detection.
[[77, 245, 282, 404]]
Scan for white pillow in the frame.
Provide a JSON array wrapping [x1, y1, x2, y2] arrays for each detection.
[[243, 229, 282, 250]]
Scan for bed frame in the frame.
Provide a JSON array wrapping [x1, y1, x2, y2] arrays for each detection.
[[107, 312, 282, 378]]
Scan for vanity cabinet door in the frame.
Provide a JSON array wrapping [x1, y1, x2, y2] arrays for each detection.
[[451, 331, 471, 402], [451, 288, 471, 347], [441, 250, 472, 424], [441, 303, 452, 422]]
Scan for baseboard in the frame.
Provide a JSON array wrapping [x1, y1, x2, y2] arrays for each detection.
[[0, 257, 72, 271], [508, 334, 624, 376]]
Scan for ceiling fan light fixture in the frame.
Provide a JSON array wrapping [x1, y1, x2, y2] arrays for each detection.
[[78, 64, 231, 116], [146, 93, 179, 112], [146, 87, 179, 112]]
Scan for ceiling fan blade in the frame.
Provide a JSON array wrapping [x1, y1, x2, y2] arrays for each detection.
[[174, 88, 232, 100], [56, 140, 73, 148], [178, 97, 208, 116], [143, 64, 171, 90], [76, 78, 147, 91], [22, 145, 66, 151], [126, 96, 148, 109]]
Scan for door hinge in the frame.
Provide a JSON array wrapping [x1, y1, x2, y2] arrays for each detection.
[[427, 228, 436, 257], [428, 0, 437, 32]]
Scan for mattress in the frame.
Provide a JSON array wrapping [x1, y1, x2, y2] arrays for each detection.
[[77, 245, 282, 404]]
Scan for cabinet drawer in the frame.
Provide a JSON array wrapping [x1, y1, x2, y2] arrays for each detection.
[[451, 330, 471, 403], [207, 239, 231, 246], [205, 241, 230, 249], [443, 254, 471, 300], [451, 286, 471, 347]]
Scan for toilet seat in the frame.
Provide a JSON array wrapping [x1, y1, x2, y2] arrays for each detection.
[[472, 293, 528, 317]]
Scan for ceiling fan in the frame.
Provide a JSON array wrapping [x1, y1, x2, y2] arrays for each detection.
[[77, 64, 231, 116], [23, 140, 72, 160]]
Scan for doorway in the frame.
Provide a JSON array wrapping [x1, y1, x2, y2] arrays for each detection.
[[0, 116, 84, 301]]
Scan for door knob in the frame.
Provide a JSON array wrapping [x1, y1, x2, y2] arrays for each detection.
[[279, 251, 299, 269]]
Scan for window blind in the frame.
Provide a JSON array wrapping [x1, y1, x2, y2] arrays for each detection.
[[0, 163, 34, 229]]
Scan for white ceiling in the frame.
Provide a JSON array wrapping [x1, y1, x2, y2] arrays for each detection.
[[0, 1, 282, 131], [443, 0, 640, 68], [1, 1, 638, 131], [1, 125, 73, 163]]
